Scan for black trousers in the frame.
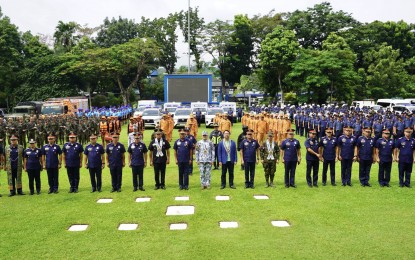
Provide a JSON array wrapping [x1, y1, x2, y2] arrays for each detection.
[[221, 161, 234, 187], [89, 167, 102, 190], [306, 160, 319, 185], [359, 160, 373, 185], [110, 166, 123, 190], [178, 162, 189, 188], [46, 168, 59, 191], [284, 161, 297, 186], [154, 162, 166, 188], [322, 159, 336, 184], [398, 162, 412, 186], [66, 167, 80, 190], [27, 169, 41, 193], [244, 162, 256, 186], [341, 159, 353, 184], [378, 161, 392, 185], [132, 165, 144, 188], [213, 145, 219, 168]]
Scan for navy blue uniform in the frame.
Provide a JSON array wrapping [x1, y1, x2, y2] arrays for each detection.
[[375, 138, 394, 186], [84, 143, 105, 192], [42, 143, 62, 193], [128, 141, 148, 189], [239, 139, 260, 188], [319, 136, 337, 185], [305, 137, 319, 186], [395, 137, 415, 187], [106, 142, 126, 191], [23, 148, 42, 194], [356, 136, 375, 186], [280, 138, 301, 187], [63, 142, 84, 192], [174, 138, 192, 189], [186, 135, 196, 175], [337, 135, 356, 185]]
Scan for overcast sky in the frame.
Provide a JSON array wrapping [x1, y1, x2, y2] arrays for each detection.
[[1, 0, 414, 66]]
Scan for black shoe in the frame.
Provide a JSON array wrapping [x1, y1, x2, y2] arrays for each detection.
[[342, 183, 346, 187], [73, 189, 78, 193], [53, 190, 58, 194], [230, 186, 236, 189], [133, 187, 138, 192], [111, 189, 116, 193], [290, 184, 297, 188], [366, 183, 372, 187], [385, 184, 391, 187], [399, 184, 404, 188], [91, 188, 96, 193], [361, 184, 365, 187], [17, 190, 25, 195], [380, 184, 384, 187], [245, 185, 249, 189], [184, 187, 189, 190], [154, 186, 160, 190], [0, 194, 2, 197], [48, 190, 53, 194], [322, 183, 327, 186], [8, 192, 15, 197], [97, 188, 101, 192], [405, 183, 412, 188], [117, 189, 121, 192], [285, 185, 289, 188], [69, 188, 73, 193], [161, 186, 166, 190], [139, 187, 145, 191], [30, 192, 34, 195], [332, 183, 337, 186], [314, 184, 319, 188], [37, 191, 41, 195], [308, 184, 313, 188], [179, 186, 183, 190], [251, 185, 255, 189], [220, 186, 225, 189], [347, 183, 352, 187]]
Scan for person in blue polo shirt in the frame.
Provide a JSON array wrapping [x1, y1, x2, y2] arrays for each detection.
[[355, 127, 375, 187], [319, 127, 337, 186], [84, 134, 105, 192], [375, 129, 394, 187], [42, 133, 62, 194], [305, 129, 320, 187], [23, 139, 43, 195], [106, 133, 126, 192], [128, 132, 148, 191], [240, 129, 260, 189], [62, 132, 84, 193], [394, 127, 415, 188], [337, 126, 356, 186], [174, 129, 192, 190], [280, 129, 301, 188]]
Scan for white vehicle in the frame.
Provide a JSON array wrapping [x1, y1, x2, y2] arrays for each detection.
[[352, 100, 375, 108], [191, 102, 208, 120], [174, 108, 192, 128], [163, 102, 181, 116], [141, 108, 162, 128], [137, 100, 157, 108], [205, 107, 224, 127], [219, 101, 237, 121], [376, 99, 409, 108], [133, 106, 147, 117]]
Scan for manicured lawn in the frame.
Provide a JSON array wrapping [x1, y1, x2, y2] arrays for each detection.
[[1, 123, 414, 259]]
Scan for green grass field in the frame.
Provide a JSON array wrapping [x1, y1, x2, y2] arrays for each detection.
[[1, 122, 415, 259]]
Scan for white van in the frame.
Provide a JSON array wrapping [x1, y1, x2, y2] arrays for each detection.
[[191, 102, 208, 120], [137, 100, 157, 108], [377, 99, 410, 108], [163, 102, 181, 116], [219, 101, 237, 117]]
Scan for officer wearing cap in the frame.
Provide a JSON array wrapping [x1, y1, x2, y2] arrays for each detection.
[[106, 133, 126, 192], [4, 135, 25, 196], [84, 134, 105, 192], [42, 133, 62, 194], [280, 129, 301, 188], [394, 127, 415, 188], [240, 129, 260, 189], [319, 127, 337, 186], [260, 131, 279, 188], [195, 131, 215, 189], [337, 126, 356, 186], [62, 132, 84, 193], [355, 127, 375, 187], [148, 129, 171, 190], [174, 129, 192, 190], [23, 139, 42, 195], [237, 125, 248, 170], [210, 123, 223, 170], [305, 129, 320, 187], [375, 129, 394, 187], [128, 132, 148, 191]]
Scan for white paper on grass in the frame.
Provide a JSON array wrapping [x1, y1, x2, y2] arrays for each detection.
[[118, 224, 138, 230], [68, 225, 88, 231], [216, 196, 230, 201], [170, 223, 188, 230], [219, 222, 238, 228], [175, 196, 189, 201], [271, 221, 290, 227], [253, 195, 269, 200], [166, 206, 195, 216], [135, 197, 151, 202], [97, 198, 113, 203]]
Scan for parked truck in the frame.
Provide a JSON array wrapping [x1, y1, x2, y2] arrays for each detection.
[[5, 101, 43, 118], [41, 97, 89, 115]]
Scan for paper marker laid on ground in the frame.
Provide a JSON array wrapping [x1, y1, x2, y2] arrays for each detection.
[[135, 197, 151, 203], [166, 206, 195, 216], [68, 225, 89, 232], [271, 221, 291, 227], [175, 196, 190, 201], [216, 196, 230, 201], [170, 223, 188, 230], [219, 222, 238, 228], [118, 224, 138, 231], [253, 195, 269, 200], [97, 198, 113, 204]]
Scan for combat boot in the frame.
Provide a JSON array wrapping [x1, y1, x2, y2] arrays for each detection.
[[9, 190, 16, 197], [17, 189, 25, 195]]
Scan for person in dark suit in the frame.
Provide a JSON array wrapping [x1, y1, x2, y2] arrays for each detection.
[[217, 130, 237, 189]]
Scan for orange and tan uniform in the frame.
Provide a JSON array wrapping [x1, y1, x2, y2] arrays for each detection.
[[248, 116, 255, 131], [282, 116, 292, 139], [272, 116, 279, 143], [160, 116, 170, 139], [220, 118, 232, 133], [167, 115, 174, 142], [276, 117, 283, 143], [241, 114, 249, 127], [186, 117, 199, 139], [256, 118, 269, 145]]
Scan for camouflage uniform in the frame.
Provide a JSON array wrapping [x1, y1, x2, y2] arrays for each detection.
[[260, 139, 280, 187]]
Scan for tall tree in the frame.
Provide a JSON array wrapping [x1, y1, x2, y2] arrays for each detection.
[[53, 21, 80, 53], [223, 15, 254, 86], [203, 19, 233, 101], [285, 2, 357, 49], [259, 25, 299, 103], [95, 17, 139, 47], [177, 7, 205, 72]]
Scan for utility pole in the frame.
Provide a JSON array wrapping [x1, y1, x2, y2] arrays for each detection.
[[188, 0, 191, 73]]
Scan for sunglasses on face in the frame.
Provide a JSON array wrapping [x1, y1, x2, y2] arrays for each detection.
[[113, 136, 119, 139], [69, 137, 76, 138]]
